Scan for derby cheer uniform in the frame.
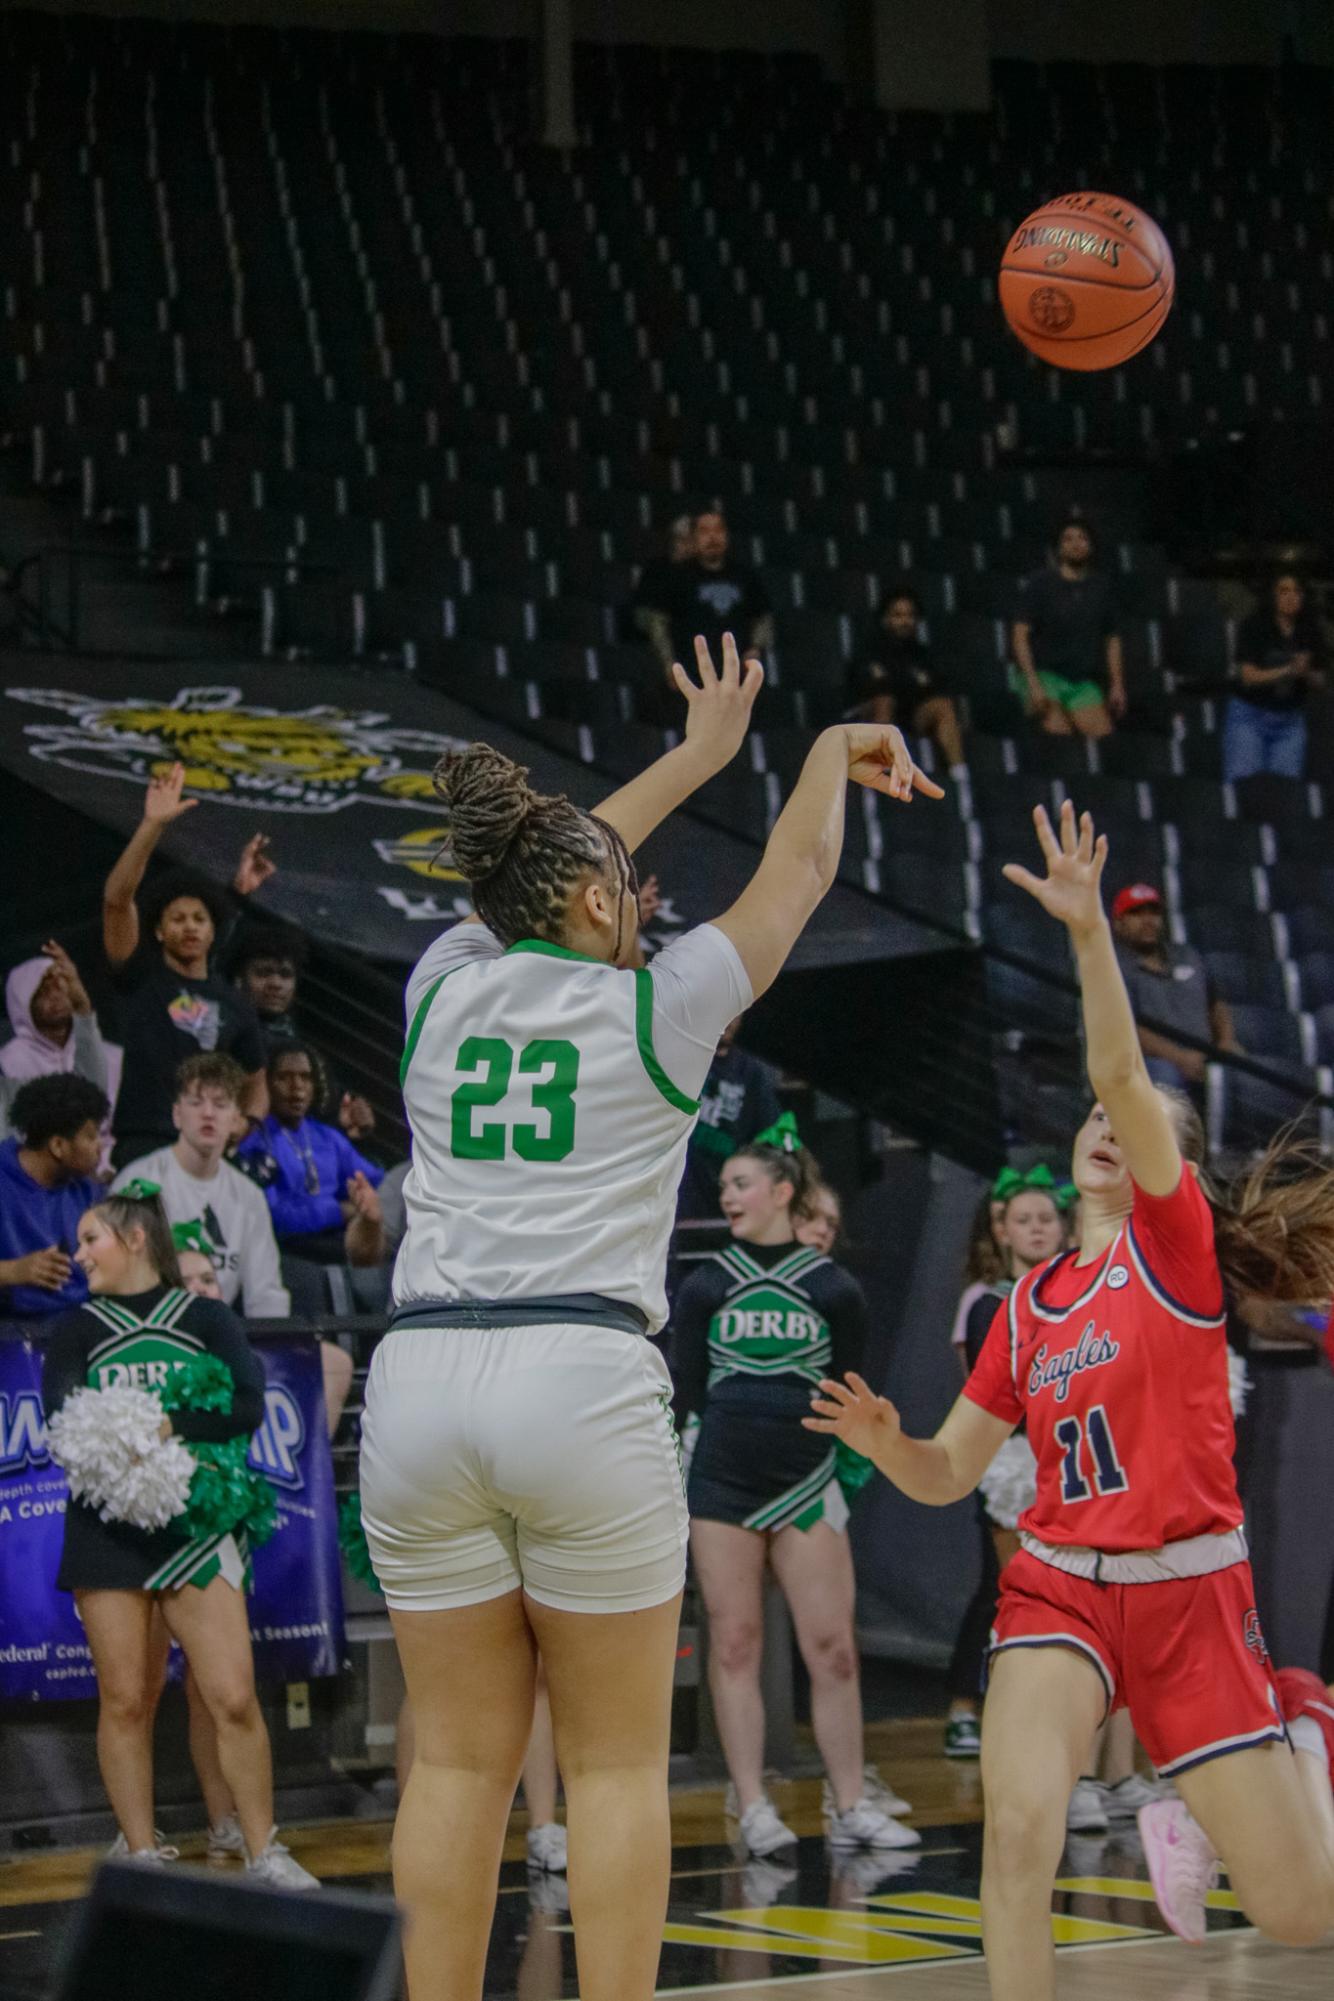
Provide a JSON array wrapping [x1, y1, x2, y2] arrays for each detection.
[[965, 1170, 1285, 1779], [43, 1286, 266, 1594], [673, 1241, 868, 1534], [360, 919, 751, 1613]]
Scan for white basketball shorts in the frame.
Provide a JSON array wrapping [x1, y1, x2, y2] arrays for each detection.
[[359, 1321, 689, 1614]]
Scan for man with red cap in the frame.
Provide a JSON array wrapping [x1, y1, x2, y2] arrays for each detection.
[[1111, 882, 1242, 1092]]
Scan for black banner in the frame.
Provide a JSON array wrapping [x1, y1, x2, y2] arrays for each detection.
[[1, 659, 948, 970]]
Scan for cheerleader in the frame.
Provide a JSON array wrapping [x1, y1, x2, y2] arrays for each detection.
[[42, 1187, 317, 1889], [672, 1121, 917, 1857], [807, 802, 1334, 1997], [943, 1170, 1068, 1759]]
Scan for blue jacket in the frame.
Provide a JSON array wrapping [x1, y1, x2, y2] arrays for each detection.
[[0, 1137, 99, 1318], [235, 1117, 383, 1240]]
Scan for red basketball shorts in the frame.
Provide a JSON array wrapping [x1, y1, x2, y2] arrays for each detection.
[[990, 1550, 1286, 1777]]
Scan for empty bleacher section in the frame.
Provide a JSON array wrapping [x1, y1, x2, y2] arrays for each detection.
[[0, 20, 1331, 1160]]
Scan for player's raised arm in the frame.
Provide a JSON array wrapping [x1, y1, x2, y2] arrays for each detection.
[[591, 633, 763, 854], [1003, 799, 1182, 1196], [710, 724, 943, 1001]]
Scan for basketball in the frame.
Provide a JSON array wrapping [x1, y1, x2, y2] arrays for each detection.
[[998, 190, 1175, 371]]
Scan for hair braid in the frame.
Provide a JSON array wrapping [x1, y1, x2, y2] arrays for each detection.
[[434, 744, 632, 948]]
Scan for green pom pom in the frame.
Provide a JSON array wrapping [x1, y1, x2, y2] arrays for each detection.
[[162, 1353, 234, 1415], [834, 1439, 877, 1509], [178, 1437, 278, 1546], [338, 1492, 383, 1594]]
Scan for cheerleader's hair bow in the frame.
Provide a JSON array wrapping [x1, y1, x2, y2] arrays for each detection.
[[171, 1220, 215, 1258], [753, 1111, 803, 1155], [117, 1178, 163, 1203], [992, 1162, 1074, 1207]]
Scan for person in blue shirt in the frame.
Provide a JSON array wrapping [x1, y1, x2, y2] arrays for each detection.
[[0, 1074, 109, 1316], [236, 1044, 382, 1264]]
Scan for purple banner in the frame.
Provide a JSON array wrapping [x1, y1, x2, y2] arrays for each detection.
[[0, 1332, 345, 1700]]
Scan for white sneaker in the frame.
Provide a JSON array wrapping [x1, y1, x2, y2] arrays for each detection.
[[244, 1832, 319, 1891], [1098, 1773, 1166, 1819], [1066, 1779, 1110, 1832], [740, 1858, 798, 1907], [827, 1799, 922, 1850], [206, 1813, 247, 1864], [1138, 1798, 1219, 1945], [738, 1797, 800, 1858], [106, 1831, 178, 1866], [823, 1765, 912, 1820], [526, 1821, 568, 1873]]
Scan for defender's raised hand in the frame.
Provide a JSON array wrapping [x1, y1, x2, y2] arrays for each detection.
[[842, 724, 945, 804], [803, 1372, 902, 1458], [1002, 800, 1108, 938]]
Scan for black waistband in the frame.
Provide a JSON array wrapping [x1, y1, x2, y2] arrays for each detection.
[[387, 1292, 649, 1339]]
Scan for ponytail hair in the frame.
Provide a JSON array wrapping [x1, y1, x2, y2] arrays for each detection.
[[729, 1119, 824, 1225], [1160, 1090, 1334, 1303], [92, 1184, 183, 1291], [433, 742, 636, 954]]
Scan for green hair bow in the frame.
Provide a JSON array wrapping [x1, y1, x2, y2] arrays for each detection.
[[991, 1163, 1077, 1211], [116, 1178, 163, 1204], [752, 1111, 803, 1155], [171, 1219, 215, 1258]]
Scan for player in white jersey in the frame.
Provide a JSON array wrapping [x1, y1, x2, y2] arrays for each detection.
[[359, 635, 942, 2001]]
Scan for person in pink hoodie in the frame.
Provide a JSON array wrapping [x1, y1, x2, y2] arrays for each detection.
[[1, 942, 118, 1145]]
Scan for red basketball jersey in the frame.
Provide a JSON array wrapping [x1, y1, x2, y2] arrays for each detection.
[[965, 1170, 1241, 1551]]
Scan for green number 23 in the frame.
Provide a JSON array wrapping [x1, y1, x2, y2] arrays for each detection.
[[450, 1036, 580, 1162]]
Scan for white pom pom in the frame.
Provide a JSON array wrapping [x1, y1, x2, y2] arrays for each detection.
[[47, 1386, 195, 1532], [1227, 1347, 1251, 1418], [978, 1433, 1039, 1530]]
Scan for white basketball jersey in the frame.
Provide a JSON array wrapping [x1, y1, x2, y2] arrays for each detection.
[[393, 921, 751, 1332]]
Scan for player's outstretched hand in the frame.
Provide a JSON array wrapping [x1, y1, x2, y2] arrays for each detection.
[[842, 724, 945, 804], [1002, 799, 1107, 938], [803, 1372, 901, 1460], [673, 633, 764, 773]]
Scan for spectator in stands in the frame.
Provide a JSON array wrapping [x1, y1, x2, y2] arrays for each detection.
[[677, 1014, 782, 1220], [231, 925, 376, 1142], [103, 764, 271, 1166], [628, 513, 696, 642], [237, 1044, 383, 1264], [1011, 518, 1124, 739], [1112, 883, 1242, 1089], [1223, 571, 1328, 782], [846, 587, 967, 783], [112, 1054, 289, 1317], [638, 507, 773, 691], [231, 925, 306, 1054], [0, 1075, 107, 1317], [1, 943, 116, 1158]]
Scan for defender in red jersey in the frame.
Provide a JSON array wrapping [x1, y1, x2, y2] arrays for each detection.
[[807, 801, 1334, 2000]]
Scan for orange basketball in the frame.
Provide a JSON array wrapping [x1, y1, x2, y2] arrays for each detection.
[[998, 191, 1175, 371]]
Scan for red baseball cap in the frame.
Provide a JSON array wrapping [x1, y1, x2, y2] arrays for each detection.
[[1112, 883, 1163, 919]]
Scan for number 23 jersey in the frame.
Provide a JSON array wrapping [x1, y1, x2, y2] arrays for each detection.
[[964, 1170, 1242, 1552], [394, 920, 751, 1332]]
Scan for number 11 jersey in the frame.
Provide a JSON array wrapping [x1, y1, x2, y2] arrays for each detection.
[[394, 920, 751, 1332], [964, 1170, 1243, 1552]]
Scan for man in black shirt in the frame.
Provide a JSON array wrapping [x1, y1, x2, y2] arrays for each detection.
[[103, 763, 271, 1166], [1011, 518, 1124, 739], [847, 587, 967, 781], [677, 1015, 782, 1221], [640, 509, 773, 690]]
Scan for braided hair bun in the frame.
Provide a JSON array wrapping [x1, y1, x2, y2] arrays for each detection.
[[434, 744, 542, 882]]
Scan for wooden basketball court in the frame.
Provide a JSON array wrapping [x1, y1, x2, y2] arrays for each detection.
[[2, 1719, 1329, 1999]]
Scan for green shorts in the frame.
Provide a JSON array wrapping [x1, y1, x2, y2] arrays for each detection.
[[1009, 665, 1106, 715]]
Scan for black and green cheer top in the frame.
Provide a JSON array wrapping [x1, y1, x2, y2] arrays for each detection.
[[42, 1285, 266, 1594], [670, 1240, 869, 1533]]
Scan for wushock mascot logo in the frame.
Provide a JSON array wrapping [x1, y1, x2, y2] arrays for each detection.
[[6, 683, 469, 815]]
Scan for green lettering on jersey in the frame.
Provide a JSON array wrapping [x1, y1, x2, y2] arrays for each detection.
[[450, 1036, 580, 1163], [707, 1283, 833, 1386]]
